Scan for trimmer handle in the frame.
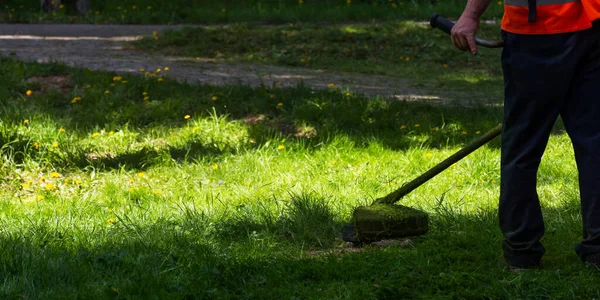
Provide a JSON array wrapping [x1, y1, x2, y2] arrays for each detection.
[[430, 14, 504, 48]]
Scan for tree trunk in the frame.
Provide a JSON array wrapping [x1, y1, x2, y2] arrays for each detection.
[[76, 0, 89, 14], [40, 0, 60, 12], [41, 0, 89, 14]]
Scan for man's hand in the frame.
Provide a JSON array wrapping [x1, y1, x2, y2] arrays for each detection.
[[451, 15, 480, 55]]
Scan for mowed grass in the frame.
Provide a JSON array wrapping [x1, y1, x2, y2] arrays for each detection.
[[0, 0, 504, 25], [135, 21, 505, 97], [1, 57, 599, 298]]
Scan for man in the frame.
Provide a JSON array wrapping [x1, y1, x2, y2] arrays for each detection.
[[451, 0, 600, 269]]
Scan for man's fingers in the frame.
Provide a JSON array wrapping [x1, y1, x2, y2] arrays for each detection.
[[451, 34, 461, 50], [456, 35, 470, 52], [451, 32, 468, 52], [467, 36, 478, 55]]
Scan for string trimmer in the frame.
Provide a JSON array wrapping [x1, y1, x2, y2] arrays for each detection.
[[342, 14, 504, 244]]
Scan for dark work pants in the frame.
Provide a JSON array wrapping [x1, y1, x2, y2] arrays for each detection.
[[500, 22, 600, 267]]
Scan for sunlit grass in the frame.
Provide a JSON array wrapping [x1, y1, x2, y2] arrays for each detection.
[[0, 58, 599, 298]]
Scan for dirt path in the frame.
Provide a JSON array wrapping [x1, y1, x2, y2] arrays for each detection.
[[0, 24, 492, 104]]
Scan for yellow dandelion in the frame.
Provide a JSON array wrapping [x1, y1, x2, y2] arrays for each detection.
[[143, 92, 148, 96], [59, 4, 64, 9], [128, 179, 135, 183], [129, 187, 134, 192], [157, 78, 164, 82], [26, 90, 32, 96], [23, 119, 29, 124], [137, 172, 145, 177], [36, 195, 44, 201], [106, 217, 116, 223], [109, 131, 114, 135], [211, 164, 219, 170], [156, 68, 161, 73], [71, 96, 81, 103], [143, 97, 149, 101], [154, 189, 162, 195], [277, 145, 285, 150], [164, 67, 169, 71], [52, 142, 58, 148], [211, 96, 218, 101], [104, 90, 110, 94], [328, 83, 335, 88], [21, 183, 30, 189], [277, 102, 284, 107], [476, 131, 481, 134], [140, 68, 145, 72], [86, 84, 92, 88], [50, 172, 61, 178], [59, 127, 65, 133], [192, 126, 199, 131], [443, 64, 449, 68], [400, 125, 407, 129], [132, 5, 137, 9], [110, 83, 115, 87], [346, 92, 351, 96], [405, 57, 411, 61], [74, 179, 83, 185], [121, 81, 127, 84], [426, 153, 433, 157], [184, 115, 191, 120], [33, 142, 40, 149], [45, 183, 56, 190], [462, 131, 468, 135], [414, 124, 420, 127], [498, 1, 503, 4], [113, 76, 122, 81], [92, 132, 99, 137]]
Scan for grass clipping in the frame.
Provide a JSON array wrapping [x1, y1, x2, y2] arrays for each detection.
[[352, 204, 429, 241]]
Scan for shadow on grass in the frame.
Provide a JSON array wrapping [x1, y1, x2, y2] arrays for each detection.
[[0, 57, 569, 172], [0, 194, 597, 299]]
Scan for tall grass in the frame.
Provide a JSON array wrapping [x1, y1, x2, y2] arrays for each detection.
[[0, 56, 598, 298]]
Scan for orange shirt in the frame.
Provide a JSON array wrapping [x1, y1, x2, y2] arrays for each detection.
[[502, 0, 600, 34]]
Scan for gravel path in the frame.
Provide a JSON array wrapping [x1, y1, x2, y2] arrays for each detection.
[[0, 24, 492, 104]]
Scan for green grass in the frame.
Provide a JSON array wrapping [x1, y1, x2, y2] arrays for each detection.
[[1, 57, 599, 298], [135, 21, 505, 98], [0, 0, 504, 24]]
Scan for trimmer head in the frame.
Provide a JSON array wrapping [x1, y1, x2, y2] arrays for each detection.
[[342, 204, 429, 243]]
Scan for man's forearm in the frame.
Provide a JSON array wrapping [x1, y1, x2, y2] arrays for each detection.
[[462, 0, 492, 19]]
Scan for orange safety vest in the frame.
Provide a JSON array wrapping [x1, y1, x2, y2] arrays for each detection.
[[502, 0, 600, 34]]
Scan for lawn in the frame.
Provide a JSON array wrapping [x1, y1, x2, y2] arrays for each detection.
[[134, 21, 505, 98], [0, 0, 505, 24], [1, 55, 599, 298]]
